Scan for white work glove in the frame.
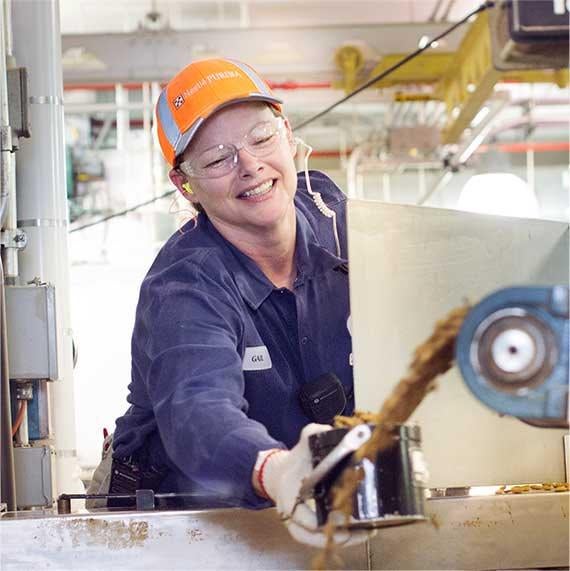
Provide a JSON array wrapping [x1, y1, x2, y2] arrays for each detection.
[[258, 423, 370, 547]]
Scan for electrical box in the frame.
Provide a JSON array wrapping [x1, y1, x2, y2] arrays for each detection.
[[490, 0, 570, 70], [5, 285, 59, 381], [13, 445, 55, 509], [508, 0, 569, 41]]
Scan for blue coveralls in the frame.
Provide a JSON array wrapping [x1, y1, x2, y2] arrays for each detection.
[[113, 170, 354, 508]]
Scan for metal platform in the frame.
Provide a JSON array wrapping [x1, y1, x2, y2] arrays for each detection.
[[1, 491, 568, 570]]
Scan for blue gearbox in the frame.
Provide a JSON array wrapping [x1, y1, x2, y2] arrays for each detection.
[[455, 286, 569, 427]]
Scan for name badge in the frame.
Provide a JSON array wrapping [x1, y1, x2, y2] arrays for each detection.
[[243, 346, 272, 371]]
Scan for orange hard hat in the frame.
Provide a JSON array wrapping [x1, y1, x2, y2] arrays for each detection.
[[155, 58, 283, 166]]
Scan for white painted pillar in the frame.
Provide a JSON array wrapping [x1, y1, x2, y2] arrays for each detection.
[[11, 0, 83, 496]]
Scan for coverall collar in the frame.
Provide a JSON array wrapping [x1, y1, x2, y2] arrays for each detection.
[[203, 209, 346, 311]]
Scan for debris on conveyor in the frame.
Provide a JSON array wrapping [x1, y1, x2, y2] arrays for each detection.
[[496, 483, 569, 494]]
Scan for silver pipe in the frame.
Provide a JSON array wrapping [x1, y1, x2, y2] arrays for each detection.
[[338, 129, 347, 168], [417, 165, 427, 202], [2, 0, 12, 58], [526, 148, 535, 195], [115, 83, 129, 152], [512, 97, 570, 107], [346, 142, 374, 198], [441, 0, 457, 21], [416, 170, 453, 207], [428, 103, 446, 128], [382, 172, 391, 202], [0, 0, 18, 279], [399, 101, 412, 126], [358, 159, 441, 172], [0, 0, 17, 513], [456, 99, 509, 164], [239, 1, 250, 28], [487, 116, 569, 140], [0, 0, 11, 227], [417, 95, 510, 206], [142, 82, 156, 198], [142, 82, 151, 137], [429, 0, 446, 22], [151, 81, 164, 196], [64, 101, 153, 114], [0, 256, 17, 511], [92, 117, 113, 150], [0, 147, 9, 227], [414, 101, 424, 126], [12, 0, 83, 498], [392, 102, 407, 127]]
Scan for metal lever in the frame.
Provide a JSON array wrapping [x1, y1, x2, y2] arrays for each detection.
[[298, 424, 372, 501]]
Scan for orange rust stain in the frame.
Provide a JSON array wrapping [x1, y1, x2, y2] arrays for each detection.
[[63, 518, 149, 550]]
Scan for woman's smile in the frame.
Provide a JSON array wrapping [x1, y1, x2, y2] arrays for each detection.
[[237, 179, 276, 201]]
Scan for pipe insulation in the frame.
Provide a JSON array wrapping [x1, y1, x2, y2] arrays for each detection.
[[0, 0, 11, 228], [0, 257, 16, 511], [11, 0, 83, 497], [0, 0, 17, 512]]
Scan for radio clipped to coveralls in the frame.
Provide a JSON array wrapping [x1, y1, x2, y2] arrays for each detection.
[[108, 455, 169, 508], [299, 372, 350, 424]]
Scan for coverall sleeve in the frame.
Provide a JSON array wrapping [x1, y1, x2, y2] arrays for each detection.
[[138, 255, 284, 507]]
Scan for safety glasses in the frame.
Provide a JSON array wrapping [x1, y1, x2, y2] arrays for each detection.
[[179, 117, 286, 179]]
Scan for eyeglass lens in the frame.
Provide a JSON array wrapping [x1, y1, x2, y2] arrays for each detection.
[[184, 119, 283, 178]]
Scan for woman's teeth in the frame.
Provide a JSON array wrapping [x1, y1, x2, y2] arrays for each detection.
[[240, 180, 274, 198]]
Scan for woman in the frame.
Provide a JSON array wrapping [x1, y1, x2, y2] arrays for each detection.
[[89, 58, 358, 545]]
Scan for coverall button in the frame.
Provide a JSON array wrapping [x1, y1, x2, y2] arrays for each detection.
[[301, 336, 308, 344]]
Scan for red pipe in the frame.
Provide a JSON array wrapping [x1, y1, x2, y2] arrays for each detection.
[[64, 81, 332, 92], [311, 142, 569, 159], [311, 149, 352, 158], [478, 141, 570, 153], [266, 81, 331, 90]]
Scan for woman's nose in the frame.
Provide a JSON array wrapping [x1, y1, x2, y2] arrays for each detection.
[[237, 147, 264, 178]]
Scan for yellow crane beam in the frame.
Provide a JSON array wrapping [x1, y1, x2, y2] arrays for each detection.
[[362, 11, 569, 144]]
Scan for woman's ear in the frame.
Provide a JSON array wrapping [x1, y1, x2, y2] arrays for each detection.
[[169, 168, 198, 203]]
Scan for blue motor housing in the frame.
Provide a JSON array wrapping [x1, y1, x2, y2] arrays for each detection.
[[455, 286, 569, 427]]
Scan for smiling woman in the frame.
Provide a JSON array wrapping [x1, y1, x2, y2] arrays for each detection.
[[86, 57, 365, 548], [170, 102, 299, 255]]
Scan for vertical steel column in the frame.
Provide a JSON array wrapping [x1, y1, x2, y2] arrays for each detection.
[[0, 0, 17, 513], [11, 0, 83, 497], [0, 262, 16, 510], [0, 0, 10, 224], [0, 0, 17, 279]]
